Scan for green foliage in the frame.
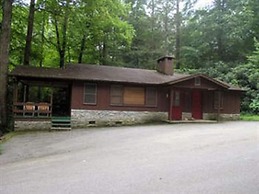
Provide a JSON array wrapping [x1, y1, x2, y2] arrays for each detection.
[[8, 0, 134, 68], [5, 0, 259, 113], [180, 38, 259, 114], [240, 114, 259, 121]]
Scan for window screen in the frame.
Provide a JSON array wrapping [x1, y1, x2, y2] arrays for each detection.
[[110, 85, 123, 105], [146, 87, 157, 107], [84, 83, 97, 104]]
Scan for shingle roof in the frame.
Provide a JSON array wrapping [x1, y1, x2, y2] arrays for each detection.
[[10, 64, 189, 85], [9, 64, 243, 91]]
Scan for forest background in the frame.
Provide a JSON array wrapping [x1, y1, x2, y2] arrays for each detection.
[[0, 0, 259, 131]]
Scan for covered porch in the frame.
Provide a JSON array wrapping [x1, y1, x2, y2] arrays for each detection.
[[169, 88, 223, 121], [167, 74, 236, 121], [12, 78, 72, 130]]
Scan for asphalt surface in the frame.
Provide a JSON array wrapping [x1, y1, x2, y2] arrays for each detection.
[[0, 121, 258, 194]]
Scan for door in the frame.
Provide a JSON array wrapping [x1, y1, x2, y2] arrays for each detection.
[[52, 86, 71, 116], [171, 91, 182, 120], [192, 90, 202, 119]]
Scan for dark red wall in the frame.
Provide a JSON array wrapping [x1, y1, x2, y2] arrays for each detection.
[[71, 80, 241, 115], [71, 81, 169, 112]]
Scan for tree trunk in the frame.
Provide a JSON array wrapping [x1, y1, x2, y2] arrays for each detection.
[[60, 0, 69, 68], [39, 11, 46, 67], [215, 0, 226, 60], [52, 0, 70, 68], [164, 1, 169, 54], [175, 0, 181, 69], [150, 0, 155, 53], [101, 39, 107, 65], [23, 0, 36, 66], [0, 0, 13, 133], [78, 34, 86, 63]]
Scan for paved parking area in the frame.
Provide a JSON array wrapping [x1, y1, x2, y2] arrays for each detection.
[[0, 121, 259, 194]]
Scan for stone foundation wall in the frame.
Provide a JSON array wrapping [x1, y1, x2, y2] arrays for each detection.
[[14, 120, 51, 131], [181, 112, 240, 121], [71, 109, 168, 128], [203, 113, 240, 121], [182, 112, 192, 120], [13, 111, 240, 131]]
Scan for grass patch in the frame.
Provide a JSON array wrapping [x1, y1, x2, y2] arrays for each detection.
[[240, 114, 259, 121]]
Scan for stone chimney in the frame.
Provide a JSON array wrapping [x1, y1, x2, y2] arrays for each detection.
[[157, 56, 174, 75]]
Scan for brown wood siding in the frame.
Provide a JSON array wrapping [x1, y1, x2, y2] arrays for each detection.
[[202, 91, 214, 113], [221, 91, 241, 114], [202, 90, 241, 114], [71, 81, 169, 112]]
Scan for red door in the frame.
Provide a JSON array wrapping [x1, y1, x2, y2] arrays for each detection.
[[171, 91, 182, 120], [192, 90, 202, 119]]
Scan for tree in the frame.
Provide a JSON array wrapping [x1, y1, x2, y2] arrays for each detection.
[[48, 0, 70, 68], [175, 0, 181, 68], [0, 0, 13, 133], [23, 0, 36, 66]]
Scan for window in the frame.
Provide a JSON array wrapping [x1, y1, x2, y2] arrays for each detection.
[[110, 85, 123, 105], [84, 83, 97, 104], [146, 87, 157, 107], [214, 91, 223, 109], [110, 85, 157, 106], [173, 91, 180, 106], [195, 77, 201, 86]]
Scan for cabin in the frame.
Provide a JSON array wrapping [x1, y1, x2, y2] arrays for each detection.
[[10, 56, 243, 130]]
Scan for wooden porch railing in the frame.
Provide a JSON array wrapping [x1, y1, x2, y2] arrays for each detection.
[[13, 102, 52, 118]]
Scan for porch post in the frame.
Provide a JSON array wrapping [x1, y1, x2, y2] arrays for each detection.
[[168, 89, 173, 120], [23, 84, 27, 103], [50, 88, 53, 117], [217, 91, 221, 121], [13, 79, 18, 104]]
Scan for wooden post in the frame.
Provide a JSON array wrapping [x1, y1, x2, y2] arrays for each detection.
[[169, 89, 173, 120], [12, 80, 18, 118], [217, 91, 221, 122], [23, 84, 27, 103], [50, 88, 53, 117], [13, 80, 18, 104]]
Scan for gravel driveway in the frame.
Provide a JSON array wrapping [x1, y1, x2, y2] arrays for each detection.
[[0, 121, 258, 194]]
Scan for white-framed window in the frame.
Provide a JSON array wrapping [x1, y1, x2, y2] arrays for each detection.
[[110, 85, 123, 105], [84, 83, 97, 104]]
